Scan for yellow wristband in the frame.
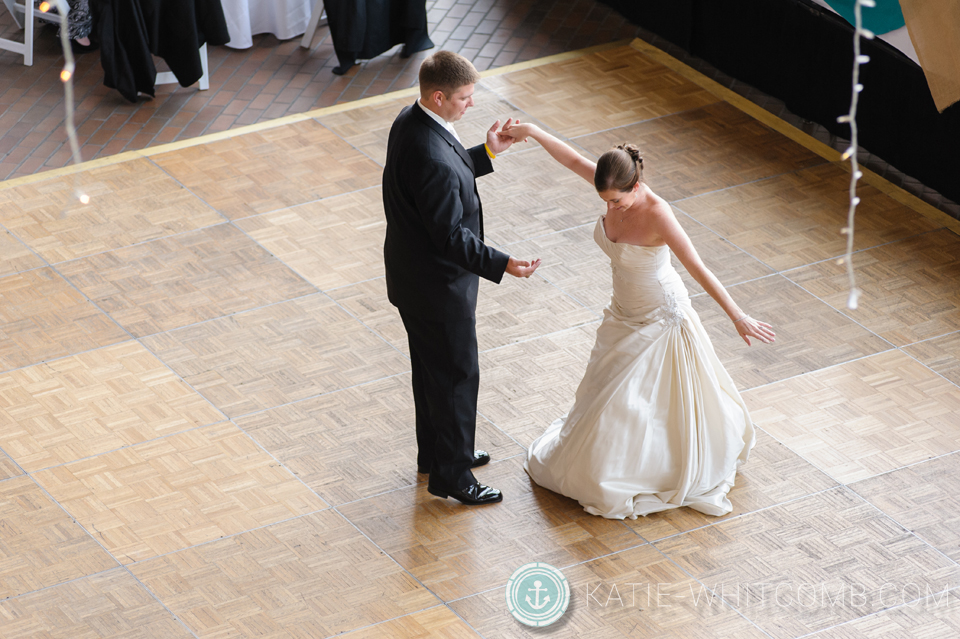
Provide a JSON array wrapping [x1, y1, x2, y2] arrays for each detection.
[[484, 143, 496, 159]]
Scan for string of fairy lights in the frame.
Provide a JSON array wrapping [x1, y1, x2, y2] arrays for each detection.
[[37, 0, 871, 307], [39, 0, 89, 205], [836, 0, 875, 311]]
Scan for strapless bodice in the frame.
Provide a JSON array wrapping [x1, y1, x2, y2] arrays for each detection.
[[594, 215, 690, 321]]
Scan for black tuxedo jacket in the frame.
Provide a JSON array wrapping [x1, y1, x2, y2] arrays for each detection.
[[382, 102, 510, 321]]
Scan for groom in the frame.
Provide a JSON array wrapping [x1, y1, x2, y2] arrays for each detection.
[[382, 50, 540, 505]]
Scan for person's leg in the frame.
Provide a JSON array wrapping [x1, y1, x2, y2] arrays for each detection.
[[400, 311, 478, 491], [403, 323, 435, 473], [332, 47, 358, 75], [68, 0, 93, 41]]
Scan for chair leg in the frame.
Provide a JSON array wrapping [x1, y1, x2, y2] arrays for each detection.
[[300, 0, 325, 49], [23, 2, 33, 66], [198, 43, 209, 90]]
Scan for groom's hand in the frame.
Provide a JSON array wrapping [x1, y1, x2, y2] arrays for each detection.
[[486, 119, 516, 155], [506, 256, 541, 278]]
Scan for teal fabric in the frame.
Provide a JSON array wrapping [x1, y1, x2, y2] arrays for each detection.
[[822, 0, 905, 34]]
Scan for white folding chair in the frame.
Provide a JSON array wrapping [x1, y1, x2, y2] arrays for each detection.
[[0, 0, 65, 66], [300, 0, 327, 49]]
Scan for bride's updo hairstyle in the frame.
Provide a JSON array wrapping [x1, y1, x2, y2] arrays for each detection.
[[594, 143, 644, 193]]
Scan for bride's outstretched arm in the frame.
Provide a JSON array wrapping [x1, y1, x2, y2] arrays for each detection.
[[499, 121, 596, 184], [653, 203, 776, 346]]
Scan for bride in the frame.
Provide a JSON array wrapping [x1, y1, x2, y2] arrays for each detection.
[[501, 121, 775, 519]]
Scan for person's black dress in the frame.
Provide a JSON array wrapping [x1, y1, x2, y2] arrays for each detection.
[[325, 0, 433, 74]]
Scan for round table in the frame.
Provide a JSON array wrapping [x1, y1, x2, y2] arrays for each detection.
[[221, 0, 315, 49]]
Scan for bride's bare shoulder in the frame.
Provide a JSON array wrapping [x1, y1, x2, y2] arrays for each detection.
[[640, 190, 674, 221]]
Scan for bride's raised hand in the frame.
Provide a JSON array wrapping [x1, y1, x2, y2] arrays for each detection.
[[499, 119, 535, 143], [734, 315, 776, 346]]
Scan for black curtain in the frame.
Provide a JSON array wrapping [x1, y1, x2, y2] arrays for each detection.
[[599, 0, 960, 205]]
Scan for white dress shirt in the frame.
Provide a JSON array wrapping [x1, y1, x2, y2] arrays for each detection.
[[417, 99, 462, 145]]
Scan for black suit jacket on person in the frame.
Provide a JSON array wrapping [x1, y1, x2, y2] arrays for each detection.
[[383, 102, 510, 321]]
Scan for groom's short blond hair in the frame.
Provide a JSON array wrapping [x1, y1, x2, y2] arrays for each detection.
[[419, 51, 480, 97]]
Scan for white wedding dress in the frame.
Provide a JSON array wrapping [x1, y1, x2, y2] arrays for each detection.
[[525, 215, 755, 519]]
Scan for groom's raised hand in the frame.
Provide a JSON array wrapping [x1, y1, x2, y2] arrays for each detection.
[[486, 119, 517, 155], [506, 257, 541, 278]]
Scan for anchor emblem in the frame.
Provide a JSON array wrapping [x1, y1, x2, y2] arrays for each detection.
[[525, 580, 551, 609]]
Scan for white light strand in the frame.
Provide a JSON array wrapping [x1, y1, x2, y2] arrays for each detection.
[[39, 0, 88, 206], [836, 0, 873, 310]]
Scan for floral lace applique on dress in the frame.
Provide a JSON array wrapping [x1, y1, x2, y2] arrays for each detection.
[[654, 291, 685, 328]]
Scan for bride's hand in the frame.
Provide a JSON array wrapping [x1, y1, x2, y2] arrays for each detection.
[[499, 119, 537, 143], [734, 315, 775, 346]]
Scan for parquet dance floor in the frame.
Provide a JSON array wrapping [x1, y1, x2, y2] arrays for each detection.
[[1, 39, 959, 638]]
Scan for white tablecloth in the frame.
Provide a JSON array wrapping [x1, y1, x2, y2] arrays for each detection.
[[222, 0, 315, 49]]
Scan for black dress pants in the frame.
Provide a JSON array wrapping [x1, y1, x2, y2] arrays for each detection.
[[399, 310, 479, 491]]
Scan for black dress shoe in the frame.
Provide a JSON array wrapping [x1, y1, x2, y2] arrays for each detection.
[[428, 481, 503, 505], [418, 450, 490, 474]]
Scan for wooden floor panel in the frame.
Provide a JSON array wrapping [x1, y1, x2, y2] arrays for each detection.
[[58, 224, 318, 337], [851, 452, 960, 563], [744, 351, 960, 485], [0, 476, 117, 599], [33, 422, 328, 565], [806, 590, 960, 638], [236, 373, 524, 506], [150, 119, 384, 220], [0, 450, 20, 480], [0, 229, 44, 278], [788, 228, 960, 346], [339, 456, 643, 602], [0, 341, 224, 472], [476, 273, 597, 352], [483, 46, 720, 137], [692, 274, 891, 390], [678, 164, 941, 272], [0, 158, 224, 263], [655, 488, 960, 639], [141, 295, 410, 418], [504, 223, 613, 312], [129, 510, 440, 637], [477, 325, 598, 447], [0, 268, 129, 372], [340, 606, 481, 638], [450, 543, 769, 638], [574, 101, 824, 203], [903, 330, 960, 388], [326, 277, 411, 356], [315, 97, 409, 167], [0, 568, 191, 638], [235, 187, 387, 290], [479, 146, 608, 246]]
